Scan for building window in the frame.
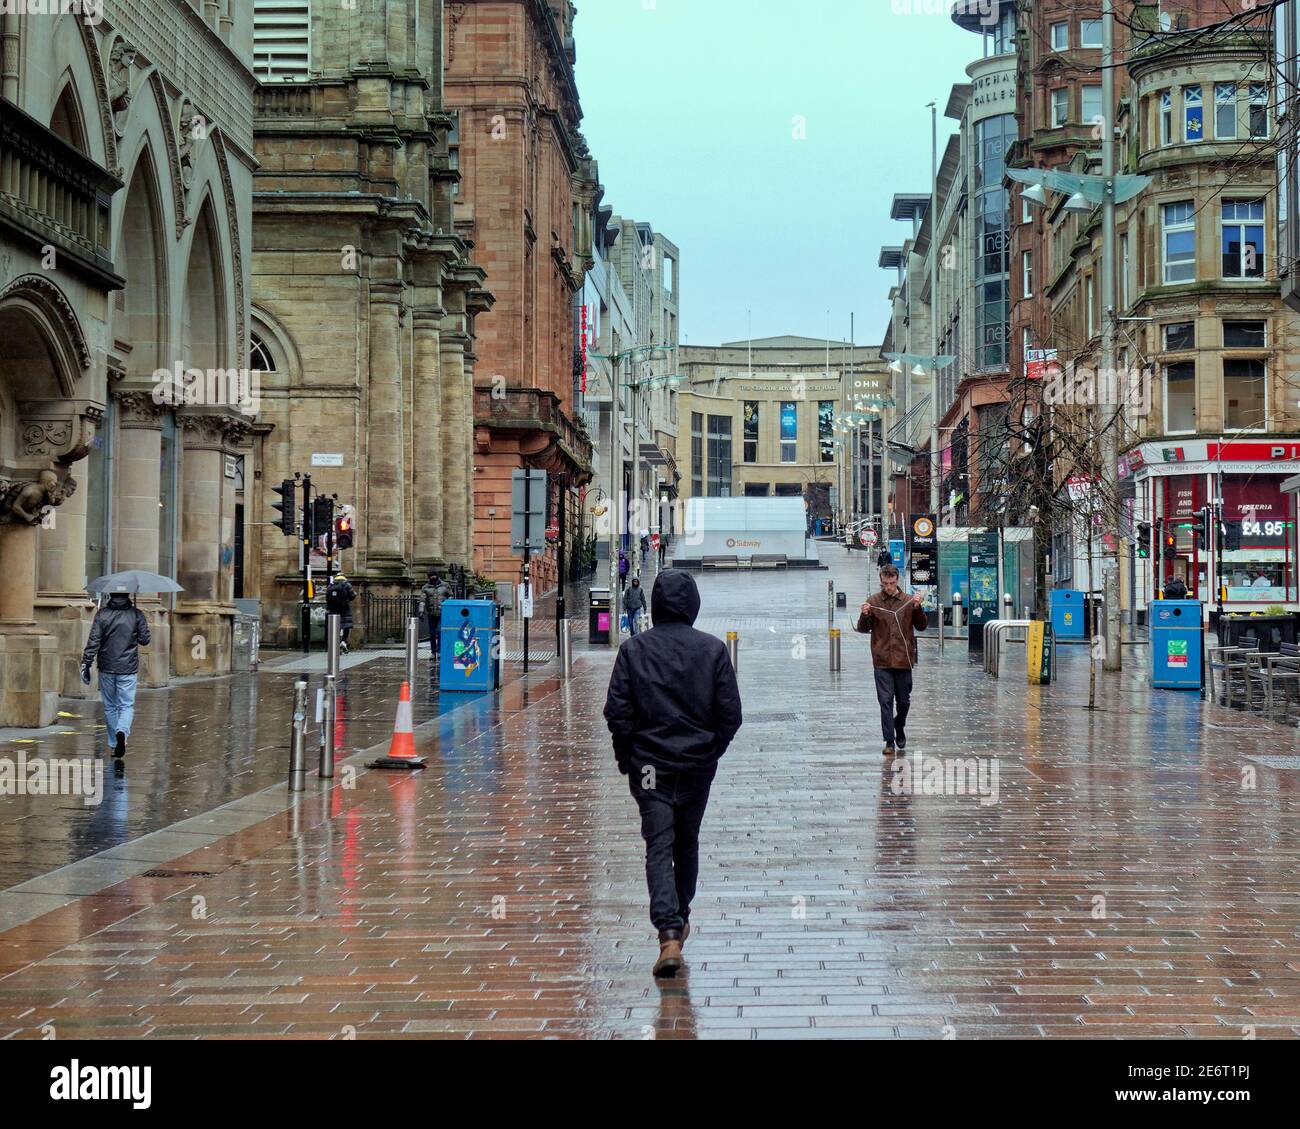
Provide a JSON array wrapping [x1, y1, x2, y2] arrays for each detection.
[[1162, 201, 1196, 284], [1164, 322, 1195, 351], [1086, 274, 1096, 337], [1021, 192, 1034, 223], [780, 401, 798, 463], [707, 415, 732, 496], [1160, 91, 1172, 145], [1184, 85, 1204, 141], [1080, 19, 1102, 48], [1223, 319, 1266, 347], [1050, 21, 1069, 50], [1249, 83, 1269, 138], [253, 1, 311, 81], [819, 400, 835, 463], [1164, 361, 1196, 432], [1221, 198, 1265, 278], [973, 113, 1013, 370], [1082, 85, 1102, 124], [774, 482, 803, 497], [1224, 358, 1267, 430], [1051, 88, 1068, 128], [743, 401, 759, 463], [249, 333, 276, 372], [663, 257, 676, 298], [691, 412, 703, 496], [743, 483, 770, 497], [1215, 83, 1237, 139], [1022, 250, 1033, 297]]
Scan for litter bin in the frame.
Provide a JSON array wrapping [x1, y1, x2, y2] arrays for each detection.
[[439, 599, 501, 692], [1151, 599, 1203, 690], [232, 613, 260, 672], [1050, 589, 1087, 641], [588, 586, 613, 646]]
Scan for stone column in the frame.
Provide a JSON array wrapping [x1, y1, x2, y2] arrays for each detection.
[[412, 308, 445, 574], [439, 315, 469, 564], [112, 390, 169, 685], [367, 282, 406, 571], [113, 392, 163, 573]]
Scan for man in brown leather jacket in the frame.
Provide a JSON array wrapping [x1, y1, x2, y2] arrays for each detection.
[[855, 563, 927, 757]]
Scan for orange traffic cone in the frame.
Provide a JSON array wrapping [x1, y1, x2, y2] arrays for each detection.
[[368, 681, 426, 770]]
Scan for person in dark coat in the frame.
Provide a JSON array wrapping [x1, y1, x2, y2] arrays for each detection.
[[603, 570, 743, 978], [876, 547, 892, 571], [81, 593, 151, 758], [421, 571, 453, 659], [623, 576, 646, 635], [618, 549, 629, 591], [1163, 575, 1188, 600], [326, 574, 357, 652]]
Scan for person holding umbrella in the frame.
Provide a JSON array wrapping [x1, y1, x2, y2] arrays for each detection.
[[82, 572, 171, 758]]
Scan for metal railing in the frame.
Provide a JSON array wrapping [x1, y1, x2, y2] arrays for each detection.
[[364, 595, 427, 647]]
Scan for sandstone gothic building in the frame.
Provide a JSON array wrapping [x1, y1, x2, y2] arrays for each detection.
[[1, 4, 257, 725], [251, 0, 490, 641]]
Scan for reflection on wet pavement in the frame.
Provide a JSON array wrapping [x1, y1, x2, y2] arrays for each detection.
[[1, 550, 1298, 1039]]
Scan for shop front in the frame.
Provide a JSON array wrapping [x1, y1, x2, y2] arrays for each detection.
[[1128, 440, 1299, 614]]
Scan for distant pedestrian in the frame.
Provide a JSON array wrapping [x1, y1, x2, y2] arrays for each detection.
[[876, 547, 892, 571], [81, 593, 151, 759], [604, 570, 742, 978], [640, 529, 651, 559], [421, 571, 453, 659], [624, 576, 646, 635], [1163, 575, 1188, 600], [855, 563, 927, 757], [618, 549, 629, 591], [327, 574, 357, 652], [658, 536, 668, 568]]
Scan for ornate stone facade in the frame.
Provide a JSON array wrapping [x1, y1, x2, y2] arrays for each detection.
[[250, 0, 490, 642], [0, 3, 258, 725]]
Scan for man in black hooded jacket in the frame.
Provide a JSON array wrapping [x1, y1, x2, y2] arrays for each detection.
[[604, 570, 743, 977]]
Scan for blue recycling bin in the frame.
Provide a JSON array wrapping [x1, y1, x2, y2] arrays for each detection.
[[1050, 589, 1087, 641], [439, 599, 501, 693], [1150, 599, 1203, 690]]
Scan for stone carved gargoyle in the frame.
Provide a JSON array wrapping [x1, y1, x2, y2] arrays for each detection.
[[0, 470, 77, 525]]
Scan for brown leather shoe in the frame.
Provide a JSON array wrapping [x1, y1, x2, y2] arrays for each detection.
[[653, 932, 683, 978], [882, 744, 896, 757]]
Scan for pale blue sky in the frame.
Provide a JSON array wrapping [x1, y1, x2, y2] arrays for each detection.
[[575, 0, 982, 348]]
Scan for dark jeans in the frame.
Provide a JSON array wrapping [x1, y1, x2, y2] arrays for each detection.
[[874, 667, 913, 747], [427, 613, 441, 656], [629, 768, 715, 934]]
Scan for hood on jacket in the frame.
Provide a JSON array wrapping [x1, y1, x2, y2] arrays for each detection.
[[107, 593, 133, 610], [651, 570, 700, 625]]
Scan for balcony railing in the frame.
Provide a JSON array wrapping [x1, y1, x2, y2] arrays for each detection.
[[473, 385, 594, 472], [0, 97, 122, 289]]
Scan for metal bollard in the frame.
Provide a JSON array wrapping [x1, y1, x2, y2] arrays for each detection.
[[952, 593, 964, 636], [1003, 593, 1014, 616], [327, 613, 341, 677], [726, 631, 739, 671], [829, 628, 842, 672], [406, 615, 419, 691], [320, 674, 336, 779], [558, 618, 573, 678], [827, 581, 835, 627], [288, 679, 308, 792]]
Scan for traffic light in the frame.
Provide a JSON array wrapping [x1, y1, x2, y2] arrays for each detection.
[[1163, 531, 1177, 560], [271, 478, 296, 536], [1193, 506, 1211, 552], [1223, 519, 1243, 552], [1136, 521, 1151, 558], [312, 495, 334, 540], [335, 512, 354, 550]]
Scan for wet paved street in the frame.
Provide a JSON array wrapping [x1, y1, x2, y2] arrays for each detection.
[[1, 549, 1299, 1039]]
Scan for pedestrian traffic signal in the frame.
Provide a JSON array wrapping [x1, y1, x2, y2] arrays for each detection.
[[1222, 519, 1243, 552], [335, 513, 353, 550], [271, 478, 296, 536]]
